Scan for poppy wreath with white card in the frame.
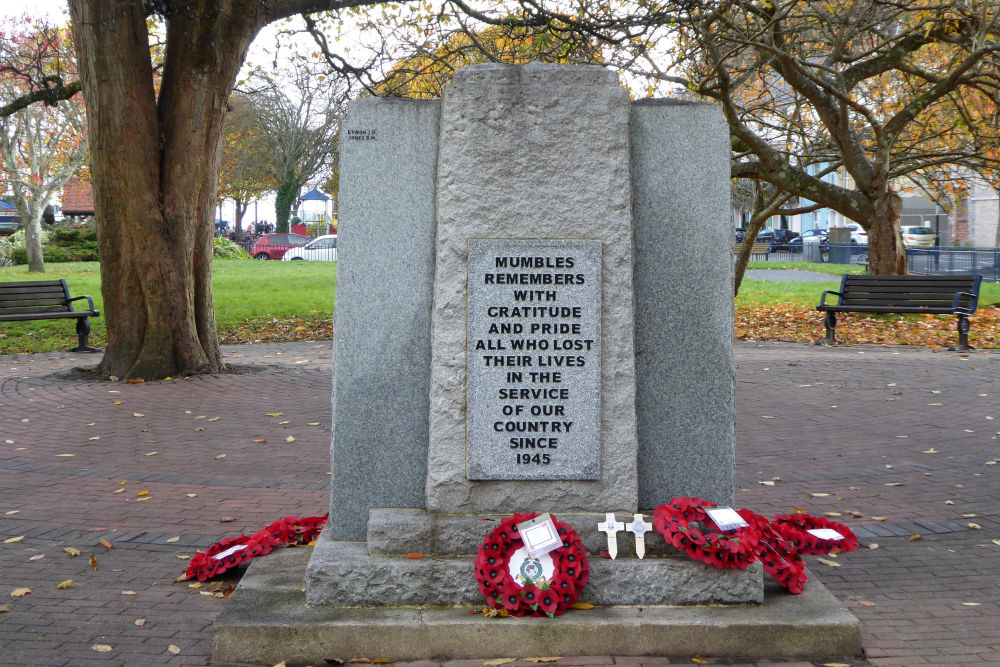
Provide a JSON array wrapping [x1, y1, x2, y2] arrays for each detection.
[[185, 533, 274, 581], [771, 513, 859, 555], [652, 497, 760, 570], [185, 513, 328, 581], [474, 512, 589, 617]]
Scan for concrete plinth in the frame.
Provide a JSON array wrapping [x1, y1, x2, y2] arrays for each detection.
[[214, 548, 862, 665], [305, 535, 763, 607]]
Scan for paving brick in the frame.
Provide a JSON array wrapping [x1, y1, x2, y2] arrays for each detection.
[[6, 341, 1000, 666]]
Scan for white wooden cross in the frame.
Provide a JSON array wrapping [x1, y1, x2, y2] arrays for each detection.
[[597, 512, 625, 559], [628, 513, 653, 559]]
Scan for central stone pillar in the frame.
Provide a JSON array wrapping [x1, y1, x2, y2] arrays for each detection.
[[426, 64, 638, 514]]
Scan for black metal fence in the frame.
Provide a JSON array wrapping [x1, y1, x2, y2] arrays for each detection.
[[903, 247, 1000, 282], [758, 243, 1000, 282]]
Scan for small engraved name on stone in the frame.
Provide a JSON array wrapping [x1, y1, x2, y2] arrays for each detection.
[[347, 129, 377, 141]]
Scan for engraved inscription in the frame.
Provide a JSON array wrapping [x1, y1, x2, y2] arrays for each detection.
[[467, 239, 601, 480], [347, 129, 377, 141]]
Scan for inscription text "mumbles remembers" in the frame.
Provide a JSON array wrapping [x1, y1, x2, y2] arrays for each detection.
[[466, 240, 601, 481]]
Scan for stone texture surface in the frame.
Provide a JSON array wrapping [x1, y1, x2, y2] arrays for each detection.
[[221, 549, 860, 665], [630, 100, 736, 508], [426, 63, 638, 514], [307, 528, 761, 607], [329, 98, 441, 541], [466, 239, 602, 480], [368, 511, 674, 557], [367, 508, 434, 556]]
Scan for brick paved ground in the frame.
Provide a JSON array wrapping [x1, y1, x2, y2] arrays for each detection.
[[1, 340, 998, 667]]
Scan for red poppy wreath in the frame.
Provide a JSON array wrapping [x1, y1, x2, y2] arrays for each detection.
[[474, 513, 589, 617], [185, 513, 328, 582], [185, 533, 275, 582], [772, 513, 859, 555], [735, 508, 808, 595], [653, 497, 759, 570]]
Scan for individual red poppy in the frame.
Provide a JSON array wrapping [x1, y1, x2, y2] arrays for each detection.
[[538, 590, 559, 615], [520, 584, 541, 607], [501, 580, 523, 612]]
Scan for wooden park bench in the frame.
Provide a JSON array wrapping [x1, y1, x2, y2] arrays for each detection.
[[733, 242, 771, 260], [817, 274, 982, 350], [0, 280, 101, 352]]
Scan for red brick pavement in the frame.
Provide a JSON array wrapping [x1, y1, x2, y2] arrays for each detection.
[[2, 340, 997, 666], [734, 343, 1000, 667]]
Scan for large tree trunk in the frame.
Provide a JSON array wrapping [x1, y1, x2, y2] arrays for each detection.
[[69, 0, 260, 379], [864, 190, 906, 275]]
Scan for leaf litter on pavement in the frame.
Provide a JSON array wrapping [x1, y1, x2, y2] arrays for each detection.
[[735, 305, 1000, 347]]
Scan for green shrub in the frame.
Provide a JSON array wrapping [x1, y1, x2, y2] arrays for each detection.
[[0, 236, 15, 267], [213, 236, 250, 259], [51, 227, 98, 244]]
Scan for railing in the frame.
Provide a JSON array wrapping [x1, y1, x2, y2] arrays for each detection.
[[904, 246, 1000, 282], [759, 243, 1000, 282]]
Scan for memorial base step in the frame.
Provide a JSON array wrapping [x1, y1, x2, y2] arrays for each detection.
[[214, 547, 863, 665], [306, 529, 762, 607]]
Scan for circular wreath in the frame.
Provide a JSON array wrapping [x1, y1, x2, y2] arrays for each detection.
[[474, 512, 589, 617], [772, 513, 859, 555], [652, 497, 759, 570], [736, 509, 808, 595]]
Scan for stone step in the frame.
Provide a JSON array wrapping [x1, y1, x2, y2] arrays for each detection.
[[214, 548, 862, 665]]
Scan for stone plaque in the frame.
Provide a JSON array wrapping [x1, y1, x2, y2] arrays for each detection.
[[466, 239, 601, 480]]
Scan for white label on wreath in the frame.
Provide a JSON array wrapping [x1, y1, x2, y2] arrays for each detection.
[[705, 507, 749, 532], [507, 546, 555, 587], [517, 513, 563, 558], [806, 528, 844, 541], [211, 544, 249, 560]]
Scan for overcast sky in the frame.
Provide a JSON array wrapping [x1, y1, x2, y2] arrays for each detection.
[[0, 0, 69, 22]]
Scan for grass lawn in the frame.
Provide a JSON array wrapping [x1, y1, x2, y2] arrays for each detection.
[[0, 260, 337, 354], [2, 260, 998, 353]]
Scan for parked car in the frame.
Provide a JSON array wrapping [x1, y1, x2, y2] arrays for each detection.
[[789, 228, 830, 253], [845, 225, 868, 244], [755, 228, 800, 251], [282, 234, 338, 262], [0, 201, 20, 235], [250, 233, 310, 260], [735, 228, 747, 243], [901, 226, 935, 247]]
